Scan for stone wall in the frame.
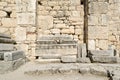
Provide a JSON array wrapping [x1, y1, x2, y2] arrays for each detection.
[[88, 0, 120, 53], [1, 0, 120, 58], [0, 0, 17, 38], [37, 0, 84, 43]]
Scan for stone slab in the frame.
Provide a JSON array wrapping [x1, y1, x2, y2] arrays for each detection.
[[61, 55, 77, 63], [39, 54, 61, 59], [35, 59, 61, 63], [77, 58, 91, 63], [81, 44, 87, 58], [4, 50, 25, 61], [0, 38, 16, 44], [89, 50, 114, 56], [0, 44, 14, 51], [91, 56, 117, 63], [36, 48, 77, 56], [0, 33, 11, 39]]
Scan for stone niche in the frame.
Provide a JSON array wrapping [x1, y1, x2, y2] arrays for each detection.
[[35, 35, 78, 59]]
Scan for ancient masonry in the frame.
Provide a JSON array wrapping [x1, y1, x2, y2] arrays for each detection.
[[0, 0, 120, 60]]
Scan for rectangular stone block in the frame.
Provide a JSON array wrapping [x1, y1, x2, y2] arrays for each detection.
[[0, 44, 14, 51], [89, 50, 114, 56], [81, 44, 87, 58], [61, 55, 77, 63], [91, 56, 117, 63], [4, 50, 25, 61], [17, 13, 36, 25], [0, 33, 11, 39]]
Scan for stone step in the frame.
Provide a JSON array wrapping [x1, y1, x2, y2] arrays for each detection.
[[0, 44, 14, 51], [0, 38, 16, 44], [35, 59, 61, 63], [91, 56, 117, 63], [89, 50, 114, 56], [38, 54, 61, 59], [0, 33, 11, 39], [61, 55, 77, 63]]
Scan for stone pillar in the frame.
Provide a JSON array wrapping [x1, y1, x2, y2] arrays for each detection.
[[15, 0, 37, 59]]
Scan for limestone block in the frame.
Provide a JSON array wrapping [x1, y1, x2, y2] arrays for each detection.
[[50, 29, 60, 34], [37, 16, 53, 29], [17, 13, 36, 25], [92, 56, 117, 63], [61, 55, 77, 63], [4, 50, 25, 61], [90, 66, 107, 76], [88, 15, 98, 25], [81, 44, 87, 58], [48, 1, 58, 6], [10, 11, 17, 18], [60, 29, 74, 34], [27, 34, 36, 41], [98, 40, 108, 50], [27, 0, 36, 12], [0, 11, 7, 17], [55, 24, 67, 29], [0, 2, 7, 6], [77, 58, 91, 63], [88, 26, 108, 39], [71, 11, 80, 17], [89, 50, 114, 57], [2, 18, 17, 27], [35, 59, 60, 63], [0, 28, 8, 33], [89, 2, 108, 14], [79, 67, 90, 74], [15, 26, 26, 41], [75, 29, 82, 35], [70, 0, 80, 5], [88, 40, 95, 50], [0, 44, 14, 51]]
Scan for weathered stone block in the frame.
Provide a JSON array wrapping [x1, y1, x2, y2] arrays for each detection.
[[4, 50, 25, 61], [91, 56, 117, 63], [0, 11, 7, 17], [35, 59, 60, 63], [50, 29, 60, 34], [17, 13, 36, 25], [37, 16, 53, 29], [89, 50, 114, 56], [77, 58, 91, 63], [2, 18, 17, 27], [61, 55, 77, 63], [15, 26, 26, 41], [90, 66, 107, 76], [0, 44, 14, 51], [88, 40, 95, 50]]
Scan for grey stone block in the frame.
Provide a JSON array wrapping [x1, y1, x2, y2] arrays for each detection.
[[61, 55, 77, 63], [89, 50, 114, 56], [0, 44, 14, 51], [4, 50, 25, 61], [0, 38, 16, 44], [0, 33, 11, 39], [92, 56, 117, 63], [77, 58, 91, 63]]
